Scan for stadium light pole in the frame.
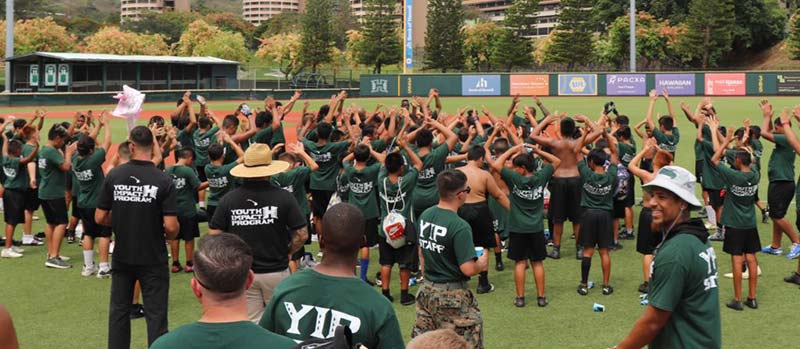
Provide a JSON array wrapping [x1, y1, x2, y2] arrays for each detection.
[[629, 0, 636, 72], [4, 0, 13, 92]]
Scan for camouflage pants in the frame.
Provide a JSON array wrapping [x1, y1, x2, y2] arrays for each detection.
[[412, 283, 484, 349]]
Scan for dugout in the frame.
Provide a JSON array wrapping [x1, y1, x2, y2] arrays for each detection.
[[5, 52, 239, 93]]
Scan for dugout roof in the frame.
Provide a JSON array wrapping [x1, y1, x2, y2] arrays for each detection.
[[5, 52, 239, 66]]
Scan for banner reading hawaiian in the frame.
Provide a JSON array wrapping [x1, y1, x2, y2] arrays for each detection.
[[655, 74, 696, 96], [606, 74, 646, 96], [705, 73, 746, 96], [462, 75, 501, 96], [558, 74, 597, 96], [510, 75, 549, 96]]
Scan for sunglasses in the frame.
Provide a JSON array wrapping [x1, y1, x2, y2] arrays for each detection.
[[458, 186, 471, 195]]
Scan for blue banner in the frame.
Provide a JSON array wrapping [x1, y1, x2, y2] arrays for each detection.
[[558, 74, 598, 96], [405, 0, 413, 70], [462, 75, 501, 96]]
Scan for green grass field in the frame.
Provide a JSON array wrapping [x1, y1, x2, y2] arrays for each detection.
[[2, 96, 800, 348]]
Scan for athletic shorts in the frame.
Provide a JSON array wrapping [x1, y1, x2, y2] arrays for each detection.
[[362, 217, 379, 248], [695, 159, 703, 184], [613, 200, 627, 219], [206, 205, 217, 223], [79, 207, 112, 238], [722, 226, 761, 255], [175, 215, 200, 241], [3, 189, 26, 225], [578, 208, 613, 249], [768, 181, 795, 219], [619, 175, 635, 208], [41, 198, 68, 225], [71, 197, 80, 218], [309, 189, 334, 217], [457, 202, 497, 248], [24, 188, 40, 212], [195, 165, 208, 182], [507, 232, 547, 262], [379, 238, 414, 268], [548, 176, 583, 223], [636, 207, 658, 255], [706, 189, 724, 209]]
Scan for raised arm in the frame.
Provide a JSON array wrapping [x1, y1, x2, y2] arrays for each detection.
[[628, 139, 657, 181], [100, 112, 112, 151], [490, 143, 522, 173], [711, 127, 734, 166], [486, 173, 510, 210], [184, 93, 197, 133], [760, 99, 775, 142], [646, 89, 657, 131], [531, 146, 561, 169], [429, 118, 458, 151], [780, 106, 800, 155], [288, 141, 318, 171], [662, 89, 677, 127], [399, 136, 423, 171], [533, 96, 551, 118]]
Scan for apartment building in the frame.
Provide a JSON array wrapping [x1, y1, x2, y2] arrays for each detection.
[[463, 0, 561, 37], [242, 0, 306, 25], [120, 0, 190, 21]]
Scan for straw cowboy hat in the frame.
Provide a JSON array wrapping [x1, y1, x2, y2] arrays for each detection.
[[230, 143, 290, 178]]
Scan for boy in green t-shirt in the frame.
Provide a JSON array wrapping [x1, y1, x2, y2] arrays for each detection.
[[166, 148, 209, 273], [192, 115, 219, 213], [204, 132, 245, 220], [646, 89, 680, 156], [38, 124, 77, 269], [1, 119, 39, 259]]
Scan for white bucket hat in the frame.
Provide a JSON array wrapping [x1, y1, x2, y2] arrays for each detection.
[[643, 166, 702, 209]]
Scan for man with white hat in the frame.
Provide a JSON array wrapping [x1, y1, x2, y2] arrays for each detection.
[[208, 143, 308, 323], [613, 166, 720, 349]]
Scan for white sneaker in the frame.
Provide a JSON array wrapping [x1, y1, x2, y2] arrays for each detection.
[[10, 246, 24, 254], [96, 267, 112, 279], [81, 264, 98, 277], [1, 248, 23, 258]]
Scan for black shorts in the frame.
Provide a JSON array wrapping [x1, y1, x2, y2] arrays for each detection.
[[206, 205, 217, 222], [3, 189, 26, 225], [71, 197, 80, 218], [613, 200, 627, 219], [706, 189, 724, 209], [722, 226, 761, 255], [195, 165, 208, 182], [507, 232, 547, 262], [578, 209, 613, 249], [362, 217, 379, 248], [41, 198, 68, 225], [457, 202, 496, 248], [548, 176, 583, 223], [620, 175, 635, 208], [309, 189, 334, 217], [175, 215, 200, 241], [695, 160, 703, 184], [378, 238, 415, 268], [768, 181, 795, 219], [636, 207, 658, 255], [24, 188, 40, 212], [79, 207, 112, 238]]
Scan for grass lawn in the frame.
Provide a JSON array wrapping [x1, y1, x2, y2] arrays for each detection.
[[2, 96, 800, 348]]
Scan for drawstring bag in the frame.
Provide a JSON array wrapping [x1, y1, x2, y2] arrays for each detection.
[[382, 177, 407, 249]]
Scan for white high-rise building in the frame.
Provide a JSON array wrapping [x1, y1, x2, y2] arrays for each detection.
[[121, 0, 191, 21]]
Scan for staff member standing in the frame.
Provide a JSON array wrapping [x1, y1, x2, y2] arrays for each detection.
[[412, 169, 489, 349], [208, 143, 308, 323], [96, 126, 179, 348], [614, 166, 720, 349]]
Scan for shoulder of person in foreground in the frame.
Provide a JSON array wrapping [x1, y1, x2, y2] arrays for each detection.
[[150, 322, 296, 349]]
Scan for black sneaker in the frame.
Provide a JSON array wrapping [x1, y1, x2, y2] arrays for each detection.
[[548, 247, 561, 259], [744, 298, 758, 309], [514, 297, 525, 307], [577, 284, 589, 296], [400, 293, 416, 306], [130, 304, 145, 319], [35, 232, 46, 239], [537, 296, 548, 307], [382, 292, 394, 303], [726, 299, 743, 311], [602, 284, 614, 295], [363, 279, 376, 287], [618, 231, 635, 240], [495, 260, 504, 271], [476, 283, 495, 294], [784, 272, 800, 285], [638, 282, 649, 294]]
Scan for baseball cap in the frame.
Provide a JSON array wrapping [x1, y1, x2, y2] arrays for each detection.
[[642, 166, 702, 209]]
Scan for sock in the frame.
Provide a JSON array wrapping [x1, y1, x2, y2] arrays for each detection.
[[83, 250, 94, 267], [186, 260, 193, 267], [626, 229, 633, 235], [22, 234, 33, 242], [401, 289, 409, 298], [199, 202, 206, 209], [359, 259, 369, 281], [99, 262, 109, 271], [494, 252, 502, 264], [581, 257, 591, 284], [479, 271, 489, 287], [382, 289, 391, 297]]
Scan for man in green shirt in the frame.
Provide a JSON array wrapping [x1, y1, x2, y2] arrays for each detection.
[[260, 203, 405, 349], [616, 166, 720, 349], [1, 119, 38, 259], [410, 118, 458, 220], [38, 124, 77, 269], [204, 132, 245, 220], [152, 234, 296, 349], [492, 143, 559, 307], [166, 148, 208, 273], [413, 169, 489, 349]]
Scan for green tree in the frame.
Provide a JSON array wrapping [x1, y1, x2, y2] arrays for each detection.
[[788, 10, 800, 60], [543, 0, 594, 68], [731, 0, 787, 51], [300, 0, 335, 72], [357, 0, 401, 74], [676, 0, 735, 68], [492, 0, 538, 71], [638, 0, 691, 23], [424, 0, 466, 72], [122, 11, 203, 45], [206, 12, 259, 49], [81, 27, 171, 56], [176, 20, 248, 62], [265, 12, 303, 36], [463, 21, 502, 72], [332, 0, 359, 50], [0, 0, 56, 19], [0, 17, 77, 57], [597, 12, 681, 69]]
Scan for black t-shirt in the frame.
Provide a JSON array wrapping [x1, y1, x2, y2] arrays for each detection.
[[97, 159, 177, 267], [209, 181, 306, 273]]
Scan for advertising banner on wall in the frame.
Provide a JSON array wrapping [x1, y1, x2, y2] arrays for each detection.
[[509, 75, 549, 96], [777, 74, 800, 95], [558, 74, 597, 96], [404, 0, 413, 71], [29, 65, 39, 86], [705, 73, 745, 96], [462, 75, 501, 96], [44, 64, 57, 87], [606, 74, 646, 96], [654, 74, 696, 95]]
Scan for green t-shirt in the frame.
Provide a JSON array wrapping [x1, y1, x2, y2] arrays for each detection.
[[618, 142, 636, 167], [413, 144, 450, 211], [716, 164, 759, 229], [151, 321, 296, 349], [344, 162, 381, 220], [751, 139, 764, 169], [578, 160, 617, 211], [697, 140, 724, 190], [302, 139, 351, 191], [377, 167, 418, 223], [21, 143, 37, 183], [260, 269, 404, 349], [192, 127, 219, 167], [37, 146, 66, 200], [205, 162, 238, 207], [2, 155, 27, 190], [501, 165, 554, 233], [271, 124, 286, 147], [72, 148, 107, 209], [271, 166, 312, 217], [253, 127, 274, 145], [417, 206, 476, 283], [768, 134, 795, 182], [165, 164, 200, 217], [175, 128, 194, 158], [649, 234, 721, 349], [652, 127, 680, 154], [223, 142, 238, 165]]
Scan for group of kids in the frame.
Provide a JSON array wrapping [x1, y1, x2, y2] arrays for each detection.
[[4, 88, 800, 315]]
